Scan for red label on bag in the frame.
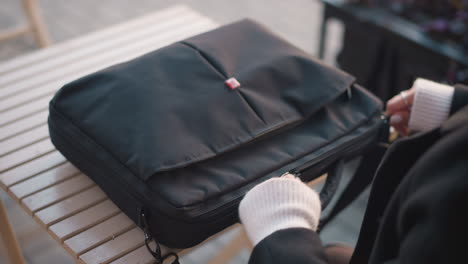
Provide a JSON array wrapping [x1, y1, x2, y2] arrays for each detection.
[[225, 78, 240, 89]]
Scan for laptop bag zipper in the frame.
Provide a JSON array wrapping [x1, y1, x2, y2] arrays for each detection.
[[196, 112, 386, 220]]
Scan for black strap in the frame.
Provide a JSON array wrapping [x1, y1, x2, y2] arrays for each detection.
[[318, 144, 387, 231], [140, 209, 179, 264], [320, 159, 345, 210]]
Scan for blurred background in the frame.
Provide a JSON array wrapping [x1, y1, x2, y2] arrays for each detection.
[[0, 0, 466, 263]]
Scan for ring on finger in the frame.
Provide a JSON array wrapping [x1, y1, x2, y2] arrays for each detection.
[[399, 91, 410, 111]]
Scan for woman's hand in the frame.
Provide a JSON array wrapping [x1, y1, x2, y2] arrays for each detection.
[[239, 175, 321, 246], [386, 88, 416, 136]]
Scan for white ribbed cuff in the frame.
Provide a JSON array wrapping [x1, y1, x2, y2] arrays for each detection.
[[409, 78, 454, 132], [239, 177, 321, 246]]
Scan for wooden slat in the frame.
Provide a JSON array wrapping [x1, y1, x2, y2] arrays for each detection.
[[0, 80, 62, 112], [0, 5, 190, 76], [110, 245, 154, 264], [0, 139, 55, 173], [0, 151, 65, 188], [35, 186, 107, 227], [64, 213, 134, 256], [0, 96, 51, 126], [0, 10, 204, 88], [79, 228, 145, 264], [0, 25, 216, 129], [0, 16, 215, 101], [0, 110, 48, 141], [0, 6, 222, 263], [22, 174, 94, 213], [49, 200, 120, 242], [0, 124, 49, 157], [0, 20, 215, 127], [9, 162, 79, 200], [207, 228, 251, 264], [0, 16, 214, 110]]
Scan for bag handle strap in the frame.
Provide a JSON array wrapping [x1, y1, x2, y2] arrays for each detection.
[[318, 113, 390, 230], [140, 209, 180, 264], [318, 143, 388, 231], [320, 159, 345, 210]]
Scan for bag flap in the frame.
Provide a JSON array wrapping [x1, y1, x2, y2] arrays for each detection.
[[182, 19, 355, 120], [50, 19, 355, 181]]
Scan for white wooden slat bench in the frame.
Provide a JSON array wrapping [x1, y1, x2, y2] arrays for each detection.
[[0, 5, 256, 263], [0, 6, 327, 263]]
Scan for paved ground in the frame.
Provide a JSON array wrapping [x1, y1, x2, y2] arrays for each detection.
[[0, 1, 369, 263]]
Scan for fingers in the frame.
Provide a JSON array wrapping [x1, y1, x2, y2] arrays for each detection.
[[386, 87, 416, 137], [282, 173, 297, 179], [389, 111, 410, 136], [385, 88, 416, 115]]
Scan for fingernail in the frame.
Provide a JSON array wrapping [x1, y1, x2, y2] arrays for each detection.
[[390, 114, 402, 124]]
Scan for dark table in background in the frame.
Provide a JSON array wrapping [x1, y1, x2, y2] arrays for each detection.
[[319, 0, 468, 100]]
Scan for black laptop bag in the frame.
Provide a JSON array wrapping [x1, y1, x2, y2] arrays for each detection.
[[48, 19, 387, 261]]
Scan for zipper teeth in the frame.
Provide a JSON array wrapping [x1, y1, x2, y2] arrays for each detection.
[[292, 124, 377, 175], [198, 134, 375, 220], [297, 128, 376, 178], [197, 113, 384, 220], [291, 112, 383, 175], [51, 105, 376, 223], [51, 108, 382, 222], [51, 90, 384, 222]]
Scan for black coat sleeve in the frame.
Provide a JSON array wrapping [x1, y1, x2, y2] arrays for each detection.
[[369, 111, 468, 264], [450, 84, 468, 115], [248, 228, 328, 264]]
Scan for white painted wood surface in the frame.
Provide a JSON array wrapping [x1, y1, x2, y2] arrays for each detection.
[[0, 5, 219, 263]]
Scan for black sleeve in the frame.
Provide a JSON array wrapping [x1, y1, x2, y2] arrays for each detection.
[[450, 84, 468, 115], [377, 118, 468, 264], [248, 228, 329, 264]]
